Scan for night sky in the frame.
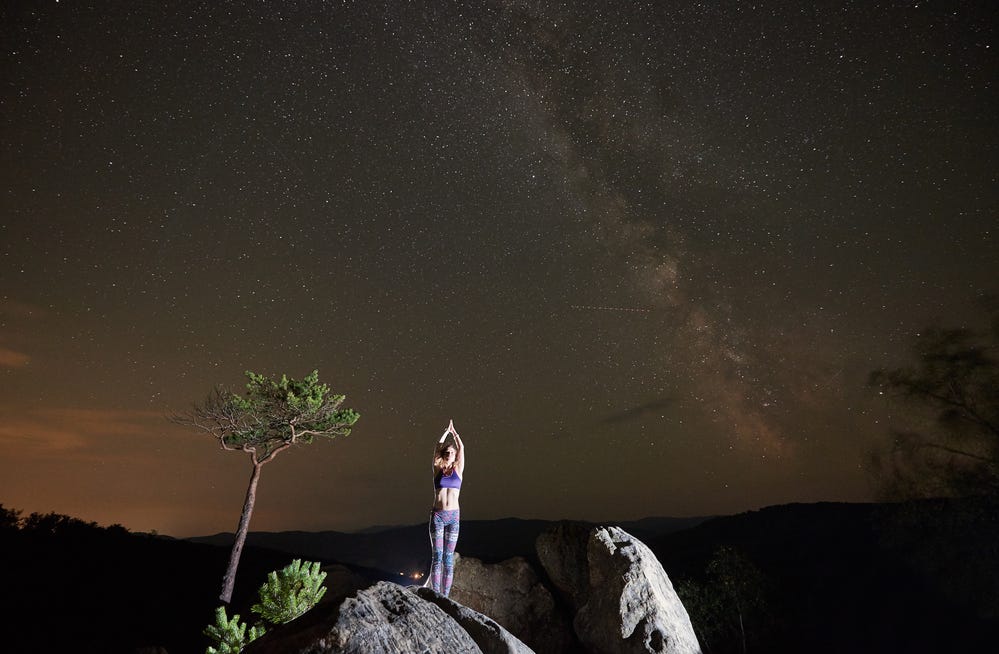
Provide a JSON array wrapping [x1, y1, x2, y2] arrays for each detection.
[[2, 1, 996, 537]]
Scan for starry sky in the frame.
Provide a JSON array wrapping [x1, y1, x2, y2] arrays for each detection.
[[1, 0, 996, 537]]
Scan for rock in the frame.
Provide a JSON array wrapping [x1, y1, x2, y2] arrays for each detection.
[[245, 580, 536, 654], [450, 554, 576, 653], [574, 527, 701, 654], [246, 581, 481, 653], [535, 521, 593, 611], [247, 526, 699, 654], [318, 563, 372, 607], [415, 587, 535, 654]]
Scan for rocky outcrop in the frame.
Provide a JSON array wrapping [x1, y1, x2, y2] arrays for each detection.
[[245, 581, 534, 654], [451, 524, 700, 654], [536, 521, 594, 610], [541, 526, 701, 654], [247, 526, 698, 654], [415, 586, 534, 654], [451, 554, 577, 653]]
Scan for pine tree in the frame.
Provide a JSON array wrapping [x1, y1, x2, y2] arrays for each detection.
[[203, 606, 265, 654], [174, 370, 359, 603], [251, 559, 328, 624]]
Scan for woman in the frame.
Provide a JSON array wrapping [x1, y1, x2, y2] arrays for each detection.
[[430, 419, 465, 597]]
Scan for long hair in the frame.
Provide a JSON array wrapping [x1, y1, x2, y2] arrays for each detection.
[[435, 440, 456, 470]]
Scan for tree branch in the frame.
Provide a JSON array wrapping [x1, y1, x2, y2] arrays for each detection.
[[902, 440, 997, 466], [258, 441, 293, 466]]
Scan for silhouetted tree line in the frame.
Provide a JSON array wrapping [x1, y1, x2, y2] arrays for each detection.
[[664, 500, 996, 654], [0, 502, 297, 653], [0, 504, 129, 537], [676, 546, 774, 654]]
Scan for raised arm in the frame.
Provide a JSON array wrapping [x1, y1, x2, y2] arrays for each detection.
[[433, 424, 449, 469], [449, 420, 465, 475], [434, 421, 456, 464]]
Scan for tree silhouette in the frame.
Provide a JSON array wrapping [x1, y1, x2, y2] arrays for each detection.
[[174, 370, 359, 603], [0, 504, 21, 532], [677, 546, 770, 654], [869, 302, 999, 499]]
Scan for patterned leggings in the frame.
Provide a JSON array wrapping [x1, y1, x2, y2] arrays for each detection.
[[429, 509, 460, 597]]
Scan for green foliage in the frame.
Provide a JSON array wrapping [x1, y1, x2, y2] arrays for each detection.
[[251, 559, 328, 624], [217, 370, 360, 458], [204, 606, 265, 654], [870, 301, 999, 499], [202, 560, 327, 653], [677, 546, 771, 654]]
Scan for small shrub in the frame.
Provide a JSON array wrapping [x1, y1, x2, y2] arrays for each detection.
[[204, 606, 265, 654], [251, 558, 328, 624]]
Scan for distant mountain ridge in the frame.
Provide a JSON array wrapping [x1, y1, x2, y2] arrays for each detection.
[[188, 515, 711, 575]]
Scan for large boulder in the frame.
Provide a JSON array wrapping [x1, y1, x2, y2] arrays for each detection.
[[576, 527, 701, 654], [450, 554, 577, 653], [246, 581, 533, 654], [537, 525, 702, 654], [536, 521, 593, 610]]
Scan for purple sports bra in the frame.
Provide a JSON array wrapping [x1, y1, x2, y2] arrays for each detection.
[[435, 468, 462, 490]]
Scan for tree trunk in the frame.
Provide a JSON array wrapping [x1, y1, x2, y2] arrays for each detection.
[[220, 462, 263, 603], [738, 607, 746, 654]]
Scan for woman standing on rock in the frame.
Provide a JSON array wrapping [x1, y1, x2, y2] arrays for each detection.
[[430, 419, 464, 597]]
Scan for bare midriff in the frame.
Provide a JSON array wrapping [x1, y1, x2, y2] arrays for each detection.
[[433, 487, 460, 511]]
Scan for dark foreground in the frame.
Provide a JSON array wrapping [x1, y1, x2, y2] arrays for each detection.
[[1, 497, 995, 653]]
